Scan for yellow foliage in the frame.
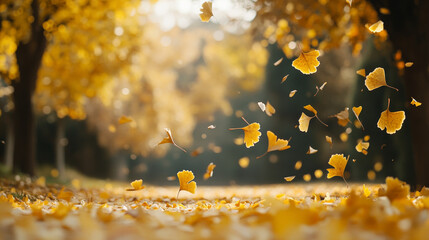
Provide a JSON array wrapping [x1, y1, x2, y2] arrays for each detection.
[[327, 154, 348, 180], [203, 163, 216, 180], [365, 67, 398, 91], [378, 177, 410, 202], [177, 170, 197, 197], [377, 99, 406, 134], [292, 50, 320, 74], [199, 1, 213, 22], [257, 131, 291, 158]]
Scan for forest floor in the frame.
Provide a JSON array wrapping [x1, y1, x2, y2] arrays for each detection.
[[0, 176, 428, 240]]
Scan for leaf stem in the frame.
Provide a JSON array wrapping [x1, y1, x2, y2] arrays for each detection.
[[176, 190, 181, 200], [342, 176, 349, 188], [315, 115, 328, 127], [386, 85, 399, 92], [241, 117, 250, 125], [256, 152, 267, 159]]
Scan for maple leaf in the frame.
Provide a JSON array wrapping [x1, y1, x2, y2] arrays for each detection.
[[118, 115, 133, 124], [292, 50, 320, 74], [377, 98, 406, 134], [177, 170, 197, 198], [158, 128, 187, 152], [327, 154, 349, 187], [378, 177, 410, 202], [199, 1, 213, 22], [367, 20, 384, 33], [257, 131, 291, 159], [203, 162, 216, 180], [352, 106, 364, 130], [411, 97, 421, 107], [126, 179, 145, 191], [365, 67, 398, 91], [229, 122, 262, 148]]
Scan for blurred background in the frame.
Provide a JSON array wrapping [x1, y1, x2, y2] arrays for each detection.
[[1, 0, 427, 186]]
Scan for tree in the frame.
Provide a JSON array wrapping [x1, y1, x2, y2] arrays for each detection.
[[0, 0, 141, 175], [251, 0, 429, 186]]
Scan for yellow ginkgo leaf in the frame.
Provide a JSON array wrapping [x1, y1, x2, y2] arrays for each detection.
[[378, 177, 410, 202], [327, 154, 349, 186], [284, 176, 295, 182], [289, 90, 297, 97], [367, 20, 384, 33], [306, 146, 318, 154], [362, 184, 371, 197], [257, 131, 291, 159], [377, 98, 406, 134], [126, 179, 145, 191], [355, 140, 369, 155], [281, 74, 289, 84], [158, 128, 187, 152], [292, 50, 320, 74], [331, 107, 350, 127], [229, 122, 262, 148], [325, 136, 333, 148], [304, 105, 317, 115], [177, 170, 197, 198], [365, 67, 398, 91], [356, 69, 366, 77], [352, 106, 364, 130], [199, 1, 213, 22], [411, 97, 422, 107], [265, 101, 276, 116], [203, 163, 216, 180], [118, 115, 133, 124], [274, 57, 283, 66], [405, 62, 414, 67], [298, 112, 312, 132]]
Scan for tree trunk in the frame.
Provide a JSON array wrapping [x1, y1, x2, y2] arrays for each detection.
[[55, 118, 66, 180], [11, 0, 47, 176], [370, 0, 429, 187]]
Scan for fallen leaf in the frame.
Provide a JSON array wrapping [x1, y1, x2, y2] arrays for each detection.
[[298, 113, 312, 132], [281, 74, 289, 84], [203, 163, 216, 180], [331, 108, 350, 127], [352, 106, 364, 130], [306, 146, 318, 154], [379, 8, 390, 15], [411, 97, 421, 107], [355, 140, 369, 155], [265, 101, 276, 116], [327, 154, 349, 186], [292, 50, 320, 75], [199, 1, 213, 22], [284, 176, 295, 182], [118, 115, 133, 124], [304, 105, 318, 115], [229, 122, 262, 148], [257, 131, 291, 159], [289, 90, 297, 97], [177, 170, 197, 198], [365, 67, 398, 91], [356, 69, 366, 77], [378, 177, 410, 202], [126, 179, 145, 191], [367, 20, 384, 33], [158, 128, 187, 152], [325, 136, 333, 148], [377, 98, 406, 134], [274, 57, 283, 66], [363, 184, 371, 197]]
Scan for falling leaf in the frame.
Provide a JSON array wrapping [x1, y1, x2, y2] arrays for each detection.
[[281, 74, 289, 84], [126, 179, 145, 191], [325, 136, 333, 148], [355, 140, 369, 155], [274, 57, 283, 66], [304, 105, 318, 115], [265, 101, 276, 116], [379, 8, 390, 15], [377, 98, 406, 134], [367, 20, 384, 33], [257, 131, 291, 159], [327, 154, 349, 186], [284, 176, 295, 182], [258, 102, 266, 112], [118, 115, 133, 124], [314, 82, 327, 96], [306, 146, 318, 154], [298, 113, 312, 132], [363, 184, 371, 197], [405, 62, 414, 67], [331, 108, 350, 127], [365, 67, 398, 91], [203, 163, 216, 180], [238, 157, 250, 168], [229, 122, 262, 148], [177, 170, 197, 198], [208, 125, 216, 129], [289, 90, 297, 97], [378, 177, 410, 202], [199, 1, 213, 22], [292, 50, 320, 75], [411, 97, 421, 107], [352, 106, 364, 130], [356, 69, 366, 77], [158, 128, 187, 152]]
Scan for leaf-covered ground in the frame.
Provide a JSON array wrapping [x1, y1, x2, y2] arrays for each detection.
[[1, 177, 428, 240]]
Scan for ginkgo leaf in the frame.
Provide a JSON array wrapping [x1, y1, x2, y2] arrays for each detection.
[[363, 184, 371, 197], [177, 170, 197, 198], [352, 106, 364, 130], [356, 69, 366, 77], [367, 20, 384, 33], [378, 177, 410, 202], [331, 108, 350, 127], [327, 154, 349, 186], [355, 140, 369, 155], [257, 131, 291, 159], [304, 105, 317, 115], [126, 179, 145, 191], [314, 82, 327, 96], [118, 115, 133, 124], [284, 176, 295, 182], [306, 146, 318, 154], [258, 102, 266, 112], [281, 74, 289, 84], [229, 122, 262, 148], [377, 98, 406, 134], [203, 162, 216, 180], [405, 62, 413, 67], [292, 50, 320, 75], [289, 90, 297, 97], [411, 97, 421, 107], [158, 128, 187, 152], [298, 113, 312, 132], [265, 101, 276, 116], [274, 57, 283, 66], [365, 67, 398, 91], [199, 1, 213, 22], [325, 136, 333, 148], [380, 8, 390, 15]]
